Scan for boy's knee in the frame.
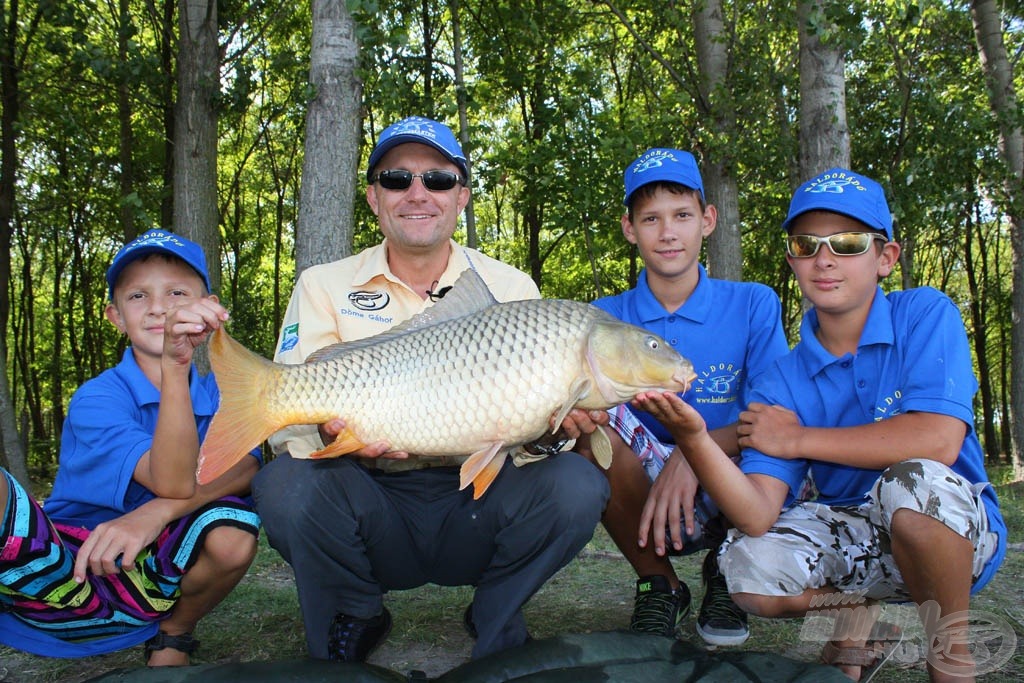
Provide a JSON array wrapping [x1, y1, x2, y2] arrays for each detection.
[[203, 526, 258, 572], [731, 591, 783, 617]]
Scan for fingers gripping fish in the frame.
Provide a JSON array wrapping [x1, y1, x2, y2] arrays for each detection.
[[197, 269, 695, 498]]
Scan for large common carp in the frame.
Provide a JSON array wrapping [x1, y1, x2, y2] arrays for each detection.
[[197, 269, 695, 498]]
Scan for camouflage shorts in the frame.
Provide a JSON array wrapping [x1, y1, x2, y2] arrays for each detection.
[[718, 459, 999, 601], [607, 404, 725, 552]]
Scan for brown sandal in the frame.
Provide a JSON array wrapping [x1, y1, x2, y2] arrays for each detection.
[[820, 622, 902, 682]]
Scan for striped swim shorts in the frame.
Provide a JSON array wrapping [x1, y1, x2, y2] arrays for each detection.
[[0, 468, 260, 642]]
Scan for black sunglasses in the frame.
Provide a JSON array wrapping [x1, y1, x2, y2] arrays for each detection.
[[785, 232, 888, 258], [370, 169, 465, 192]]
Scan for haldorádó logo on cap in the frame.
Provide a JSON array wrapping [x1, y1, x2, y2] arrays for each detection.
[[782, 168, 893, 239], [366, 116, 468, 181], [623, 148, 705, 205], [106, 230, 211, 299]]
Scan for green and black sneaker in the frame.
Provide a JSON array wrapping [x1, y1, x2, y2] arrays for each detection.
[[629, 575, 691, 637]]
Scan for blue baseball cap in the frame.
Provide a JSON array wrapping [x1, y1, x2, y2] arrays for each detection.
[[366, 116, 469, 182], [782, 168, 893, 239], [106, 230, 211, 299], [623, 148, 704, 206]]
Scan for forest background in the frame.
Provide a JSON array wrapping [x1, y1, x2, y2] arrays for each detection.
[[0, 0, 1022, 490]]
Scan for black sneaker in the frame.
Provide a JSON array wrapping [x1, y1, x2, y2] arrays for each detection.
[[629, 575, 691, 637], [327, 607, 392, 662], [697, 551, 749, 646]]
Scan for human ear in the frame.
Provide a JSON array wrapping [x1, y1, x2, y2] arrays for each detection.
[[621, 214, 638, 244]]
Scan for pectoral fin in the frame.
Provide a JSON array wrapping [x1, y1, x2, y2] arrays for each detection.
[[309, 427, 368, 459], [550, 378, 592, 434], [459, 443, 507, 499], [590, 425, 613, 469]]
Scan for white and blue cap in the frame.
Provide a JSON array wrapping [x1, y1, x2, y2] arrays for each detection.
[[782, 168, 893, 239], [366, 116, 469, 182], [623, 148, 704, 206], [106, 230, 211, 299]]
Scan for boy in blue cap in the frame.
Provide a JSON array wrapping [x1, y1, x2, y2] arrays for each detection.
[[633, 168, 1006, 681], [588, 148, 788, 646], [253, 116, 610, 663], [0, 230, 261, 666]]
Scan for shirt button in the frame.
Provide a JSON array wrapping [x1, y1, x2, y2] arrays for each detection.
[[858, 380, 866, 388], [842, 361, 851, 368], [671, 339, 677, 346], [668, 316, 676, 323]]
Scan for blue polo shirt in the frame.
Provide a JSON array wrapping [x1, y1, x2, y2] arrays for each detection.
[[594, 264, 788, 441], [741, 286, 1006, 593], [45, 348, 262, 527], [1, 348, 261, 657]]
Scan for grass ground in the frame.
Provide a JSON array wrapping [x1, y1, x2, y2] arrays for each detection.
[[2, 471, 1023, 682]]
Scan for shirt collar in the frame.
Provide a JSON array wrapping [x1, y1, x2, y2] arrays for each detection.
[[351, 239, 463, 291], [634, 263, 710, 323], [112, 347, 214, 416], [798, 285, 893, 373]]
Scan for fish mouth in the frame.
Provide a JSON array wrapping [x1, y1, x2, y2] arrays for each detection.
[[673, 369, 697, 393]]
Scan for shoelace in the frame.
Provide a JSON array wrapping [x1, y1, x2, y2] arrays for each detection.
[[701, 576, 745, 623], [631, 590, 681, 632]]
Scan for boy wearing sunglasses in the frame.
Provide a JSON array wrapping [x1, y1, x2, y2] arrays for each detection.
[[633, 168, 1005, 681], [252, 116, 610, 664], [585, 148, 788, 646]]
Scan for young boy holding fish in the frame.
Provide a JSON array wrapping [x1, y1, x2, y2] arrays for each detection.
[[252, 116, 611, 663], [0, 231, 261, 666], [587, 148, 788, 646], [634, 168, 1005, 681]]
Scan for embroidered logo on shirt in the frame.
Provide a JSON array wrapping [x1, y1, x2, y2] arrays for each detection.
[[692, 362, 742, 405], [349, 290, 390, 311], [279, 323, 299, 353]]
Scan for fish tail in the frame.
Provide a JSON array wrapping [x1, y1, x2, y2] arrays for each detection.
[[197, 327, 279, 485]]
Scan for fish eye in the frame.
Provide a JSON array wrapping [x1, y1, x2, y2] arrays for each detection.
[[645, 336, 660, 350]]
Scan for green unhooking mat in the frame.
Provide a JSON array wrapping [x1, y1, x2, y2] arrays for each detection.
[[83, 630, 849, 682]]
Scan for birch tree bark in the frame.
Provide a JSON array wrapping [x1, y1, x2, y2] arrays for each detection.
[[971, 0, 1024, 471], [175, 0, 220, 292], [693, 0, 742, 281], [796, 0, 849, 175], [295, 0, 362, 277]]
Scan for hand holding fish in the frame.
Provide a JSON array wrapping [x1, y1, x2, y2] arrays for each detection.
[[318, 418, 408, 460], [737, 402, 803, 458], [554, 408, 610, 441], [162, 297, 230, 369]]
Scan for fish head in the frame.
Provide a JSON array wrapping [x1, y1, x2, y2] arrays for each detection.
[[584, 317, 696, 405]]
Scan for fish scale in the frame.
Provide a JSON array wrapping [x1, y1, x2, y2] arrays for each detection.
[[196, 268, 695, 498], [279, 300, 593, 454]]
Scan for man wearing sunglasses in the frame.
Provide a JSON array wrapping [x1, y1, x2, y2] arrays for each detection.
[[252, 116, 610, 666], [632, 168, 1005, 682]]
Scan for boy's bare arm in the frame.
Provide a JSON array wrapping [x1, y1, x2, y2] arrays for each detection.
[[738, 402, 966, 469], [74, 453, 258, 582], [136, 297, 230, 498], [634, 392, 788, 537]]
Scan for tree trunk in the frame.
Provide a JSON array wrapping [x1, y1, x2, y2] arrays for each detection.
[[295, 0, 362, 277], [175, 0, 221, 291], [971, 0, 1024, 472], [692, 0, 742, 282], [0, 0, 29, 486], [451, 0, 477, 249], [796, 0, 850, 176]]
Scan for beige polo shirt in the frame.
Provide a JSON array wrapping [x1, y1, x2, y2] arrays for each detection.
[[267, 239, 540, 469]]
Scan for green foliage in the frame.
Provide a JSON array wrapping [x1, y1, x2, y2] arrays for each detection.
[[3, 0, 1020, 470]]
